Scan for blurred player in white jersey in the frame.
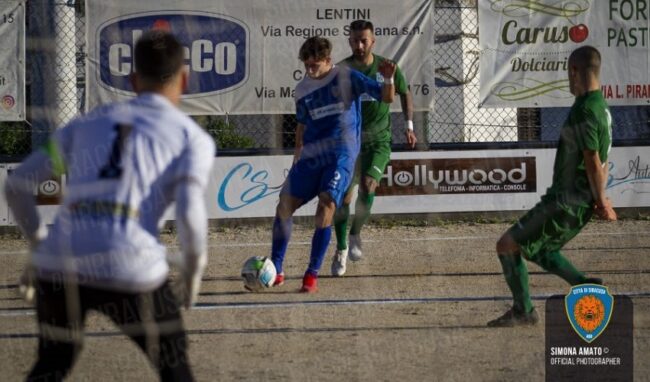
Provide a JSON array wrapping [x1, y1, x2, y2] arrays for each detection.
[[5, 31, 215, 381]]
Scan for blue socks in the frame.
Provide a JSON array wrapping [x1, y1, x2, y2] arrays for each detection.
[[271, 216, 292, 274], [307, 226, 332, 275]]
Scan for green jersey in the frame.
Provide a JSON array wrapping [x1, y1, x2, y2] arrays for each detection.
[[546, 90, 612, 205], [342, 54, 409, 143]]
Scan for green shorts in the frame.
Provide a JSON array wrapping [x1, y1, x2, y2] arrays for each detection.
[[508, 200, 593, 261], [351, 140, 391, 186]]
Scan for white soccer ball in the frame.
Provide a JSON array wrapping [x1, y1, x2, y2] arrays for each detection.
[[241, 256, 277, 292]]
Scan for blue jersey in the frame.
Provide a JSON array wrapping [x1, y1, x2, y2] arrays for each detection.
[[294, 65, 383, 161]]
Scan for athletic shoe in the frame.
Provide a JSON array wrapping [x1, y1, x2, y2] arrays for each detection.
[[273, 273, 285, 287], [300, 272, 318, 293], [331, 248, 348, 277], [348, 234, 363, 262], [487, 307, 539, 327], [583, 277, 604, 285]]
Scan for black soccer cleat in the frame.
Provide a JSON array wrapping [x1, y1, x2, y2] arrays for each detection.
[[487, 307, 539, 327]]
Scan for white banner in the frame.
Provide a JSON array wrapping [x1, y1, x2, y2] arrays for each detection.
[[0, 1, 24, 121], [208, 147, 650, 218], [86, 0, 434, 115], [479, 0, 650, 107], [3, 147, 650, 225]]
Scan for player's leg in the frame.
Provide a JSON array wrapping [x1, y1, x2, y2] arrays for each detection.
[[349, 141, 390, 261], [100, 282, 194, 382], [488, 202, 556, 327], [302, 192, 337, 292], [271, 162, 314, 285], [303, 162, 352, 292], [27, 280, 87, 382], [331, 187, 354, 276], [527, 204, 596, 285], [487, 232, 537, 327], [334, 184, 354, 251], [270, 193, 303, 286]]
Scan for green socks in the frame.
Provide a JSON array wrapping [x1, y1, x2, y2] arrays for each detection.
[[532, 250, 586, 286], [333, 203, 350, 251], [498, 254, 534, 313], [350, 192, 375, 235]]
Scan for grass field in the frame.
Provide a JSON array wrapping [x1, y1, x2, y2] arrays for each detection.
[[0, 219, 648, 381]]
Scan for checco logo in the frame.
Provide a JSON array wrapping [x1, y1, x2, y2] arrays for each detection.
[[98, 12, 249, 95]]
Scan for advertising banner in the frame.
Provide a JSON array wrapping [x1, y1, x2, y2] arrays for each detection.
[[3, 147, 650, 225], [480, 0, 650, 107], [0, 0, 24, 121], [86, 0, 434, 115]]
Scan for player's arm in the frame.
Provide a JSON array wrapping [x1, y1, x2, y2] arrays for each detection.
[[294, 123, 304, 164], [378, 60, 396, 103], [174, 136, 216, 309], [584, 149, 616, 221], [400, 89, 417, 148], [174, 178, 208, 309]]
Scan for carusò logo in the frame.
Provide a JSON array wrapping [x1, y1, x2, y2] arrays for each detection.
[[97, 11, 249, 96], [490, 0, 591, 45], [565, 284, 614, 343]]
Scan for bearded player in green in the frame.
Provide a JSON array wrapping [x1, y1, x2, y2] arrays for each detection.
[[331, 20, 418, 276], [488, 46, 617, 327]]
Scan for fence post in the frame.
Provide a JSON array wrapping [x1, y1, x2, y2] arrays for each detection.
[[27, 0, 77, 149]]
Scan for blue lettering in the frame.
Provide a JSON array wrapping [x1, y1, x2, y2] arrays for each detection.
[[218, 163, 282, 211]]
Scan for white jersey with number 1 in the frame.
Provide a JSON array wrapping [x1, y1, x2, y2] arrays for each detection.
[[34, 93, 215, 292]]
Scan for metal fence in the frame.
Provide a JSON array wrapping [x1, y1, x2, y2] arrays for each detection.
[[1, 0, 649, 159]]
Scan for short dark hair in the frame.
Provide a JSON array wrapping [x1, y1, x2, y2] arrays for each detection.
[[349, 20, 374, 33], [569, 46, 601, 75], [298, 36, 332, 62], [134, 30, 184, 84]]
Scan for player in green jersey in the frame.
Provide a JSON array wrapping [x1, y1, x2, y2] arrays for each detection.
[[331, 19, 418, 276], [488, 46, 617, 327]]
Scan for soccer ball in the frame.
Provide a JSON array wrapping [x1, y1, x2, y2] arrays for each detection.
[[241, 256, 277, 292]]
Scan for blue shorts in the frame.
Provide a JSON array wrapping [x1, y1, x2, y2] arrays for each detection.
[[281, 153, 354, 207]]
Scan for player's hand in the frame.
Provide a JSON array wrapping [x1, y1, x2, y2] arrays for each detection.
[[405, 129, 417, 149], [180, 253, 206, 309], [594, 198, 617, 221], [182, 271, 202, 309], [378, 60, 396, 81]]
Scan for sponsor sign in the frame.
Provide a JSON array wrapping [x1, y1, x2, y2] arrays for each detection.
[[377, 157, 536, 196], [0, 1, 24, 121], [98, 12, 248, 97], [480, 1, 650, 107], [86, 0, 434, 114], [5, 147, 650, 224]]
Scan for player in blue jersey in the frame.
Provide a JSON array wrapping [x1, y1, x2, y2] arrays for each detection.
[[269, 36, 396, 292], [5, 31, 214, 381]]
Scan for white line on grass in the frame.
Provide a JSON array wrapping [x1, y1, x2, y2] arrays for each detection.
[[1, 230, 649, 256], [1, 291, 648, 317]]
